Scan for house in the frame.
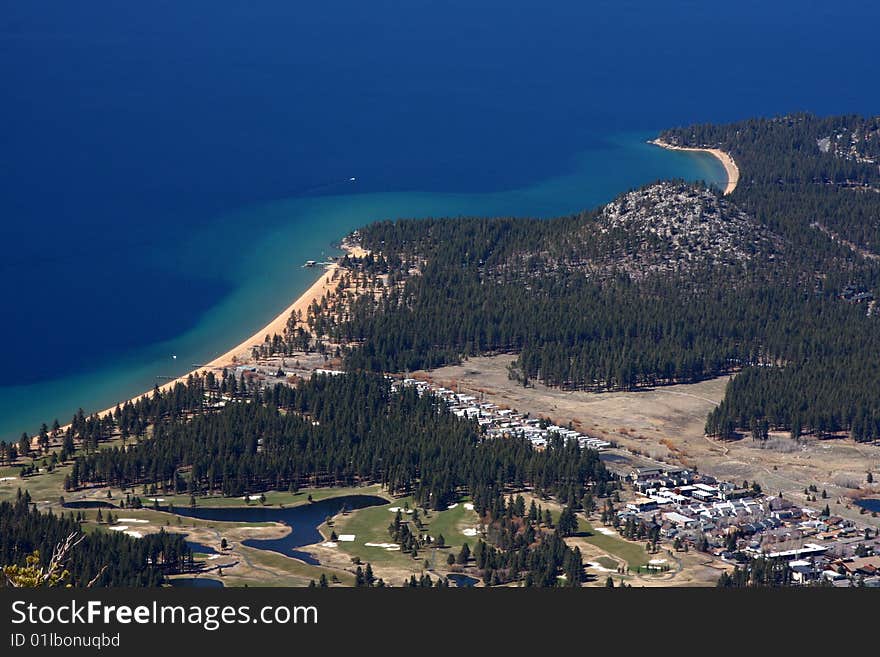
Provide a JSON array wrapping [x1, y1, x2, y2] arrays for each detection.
[[663, 468, 695, 485], [660, 526, 678, 539], [762, 543, 827, 561], [789, 559, 821, 584], [626, 497, 659, 513], [822, 569, 846, 582], [720, 487, 753, 501], [632, 467, 663, 481], [634, 479, 662, 494], [768, 496, 796, 511], [834, 556, 880, 577], [654, 489, 689, 505], [817, 530, 842, 541], [800, 520, 828, 533], [662, 511, 697, 528]]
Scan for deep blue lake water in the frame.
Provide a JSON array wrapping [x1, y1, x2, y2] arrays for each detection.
[[168, 495, 387, 565], [2, 1, 879, 439]]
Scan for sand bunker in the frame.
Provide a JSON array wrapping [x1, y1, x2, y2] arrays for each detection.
[[108, 526, 128, 532], [364, 542, 398, 549], [321, 541, 338, 548], [463, 503, 474, 510], [587, 561, 615, 572], [116, 518, 149, 523], [336, 534, 355, 542], [462, 528, 478, 536], [123, 530, 143, 539], [595, 527, 616, 536]]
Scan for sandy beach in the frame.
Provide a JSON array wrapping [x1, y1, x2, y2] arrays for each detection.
[[649, 139, 739, 195], [51, 243, 365, 432]]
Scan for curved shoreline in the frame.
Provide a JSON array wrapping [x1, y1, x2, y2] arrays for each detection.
[[649, 139, 739, 195], [48, 244, 363, 435]]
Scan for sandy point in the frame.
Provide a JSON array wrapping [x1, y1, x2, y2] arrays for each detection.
[[649, 138, 740, 195], [50, 242, 368, 434]]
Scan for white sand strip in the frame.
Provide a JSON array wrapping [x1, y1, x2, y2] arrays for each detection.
[[586, 562, 615, 572], [649, 139, 740, 195], [45, 245, 364, 444]]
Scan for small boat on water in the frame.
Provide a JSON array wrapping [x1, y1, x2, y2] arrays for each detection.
[[303, 260, 317, 267]]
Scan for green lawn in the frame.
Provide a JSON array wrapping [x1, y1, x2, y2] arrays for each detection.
[[0, 427, 143, 505], [167, 545, 353, 588], [328, 497, 480, 568], [233, 545, 355, 587], [578, 515, 650, 569], [0, 466, 70, 505], [75, 508, 275, 533], [536, 505, 650, 570], [156, 484, 389, 510], [595, 556, 620, 570], [418, 501, 480, 549]]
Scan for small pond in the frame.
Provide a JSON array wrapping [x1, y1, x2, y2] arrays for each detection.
[[62, 500, 117, 509], [166, 495, 387, 565], [186, 540, 218, 555], [855, 498, 880, 514], [446, 573, 479, 588]]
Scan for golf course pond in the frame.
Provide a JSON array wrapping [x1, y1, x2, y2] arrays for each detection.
[[166, 495, 387, 565]]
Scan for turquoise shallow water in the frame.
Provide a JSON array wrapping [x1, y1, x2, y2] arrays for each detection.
[[0, 134, 723, 439]]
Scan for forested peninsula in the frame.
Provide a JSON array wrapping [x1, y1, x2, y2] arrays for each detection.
[[297, 114, 880, 441]]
